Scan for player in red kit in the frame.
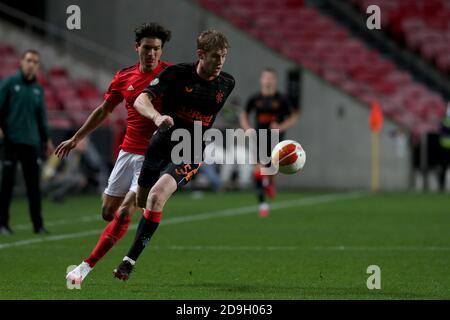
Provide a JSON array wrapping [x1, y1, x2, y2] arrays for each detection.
[[55, 23, 172, 285], [112, 30, 235, 281]]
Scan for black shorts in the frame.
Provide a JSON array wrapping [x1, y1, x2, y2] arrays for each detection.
[[138, 130, 202, 190]]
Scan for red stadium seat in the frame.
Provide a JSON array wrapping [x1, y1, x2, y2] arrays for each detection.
[[353, 0, 450, 74], [192, 1, 447, 135], [0, 41, 104, 131]]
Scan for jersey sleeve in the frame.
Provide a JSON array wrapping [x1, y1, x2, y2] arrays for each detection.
[[103, 71, 124, 105], [0, 77, 11, 115], [0, 77, 12, 131], [143, 65, 177, 99]]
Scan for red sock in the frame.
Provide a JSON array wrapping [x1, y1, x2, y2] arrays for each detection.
[[253, 167, 263, 181], [254, 167, 270, 187], [143, 209, 162, 223], [84, 212, 131, 267]]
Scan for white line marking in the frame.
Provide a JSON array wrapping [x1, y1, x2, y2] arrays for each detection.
[[10, 192, 363, 230], [312, 246, 450, 252], [152, 245, 299, 251], [13, 215, 102, 231], [0, 192, 364, 250], [151, 245, 450, 252], [162, 192, 365, 225]]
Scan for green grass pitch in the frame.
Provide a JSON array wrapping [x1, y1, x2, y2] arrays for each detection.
[[0, 191, 449, 299]]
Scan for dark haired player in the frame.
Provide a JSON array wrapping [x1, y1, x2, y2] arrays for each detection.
[[55, 23, 172, 284], [112, 30, 235, 281], [240, 68, 298, 217]]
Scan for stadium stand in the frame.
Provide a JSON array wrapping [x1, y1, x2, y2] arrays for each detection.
[[349, 0, 450, 74], [0, 42, 113, 129], [194, 0, 448, 136]]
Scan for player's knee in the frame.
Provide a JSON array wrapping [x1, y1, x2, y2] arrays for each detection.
[[101, 206, 115, 221], [117, 205, 132, 219], [147, 191, 165, 210]]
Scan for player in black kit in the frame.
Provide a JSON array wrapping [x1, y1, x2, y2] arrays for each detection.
[[240, 68, 298, 217], [113, 30, 234, 280]]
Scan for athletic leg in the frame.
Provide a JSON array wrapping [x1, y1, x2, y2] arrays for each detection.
[[0, 144, 18, 231], [254, 164, 266, 203], [66, 151, 140, 284], [113, 174, 176, 280], [19, 146, 44, 232], [265, 132, 284, 199], [83, 192, 136, 268], [101, 194, 124, 222], [72, 150, 142, 267], [113, 162, 202, 280], [127, 174, 176, 259]]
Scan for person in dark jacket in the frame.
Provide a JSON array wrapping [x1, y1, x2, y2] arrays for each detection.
[[438, 104, 450, 191], [0, 49, 54, 235]]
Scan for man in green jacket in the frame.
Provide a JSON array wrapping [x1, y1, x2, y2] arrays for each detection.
[[0, 49, 54, 235]]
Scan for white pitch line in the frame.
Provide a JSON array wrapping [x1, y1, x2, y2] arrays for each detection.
[[152, 245, 299, 251], [151, 245, 450, 252], [162, 192, 365, 225], [0, 192, 364, 250], [13, 215, 102, 231], [10, 192, 364, 231], [312, 246, 450, 252]]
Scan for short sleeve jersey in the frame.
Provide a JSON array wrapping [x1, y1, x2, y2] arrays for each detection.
[[245, 92, 293, 130], [104, 61, 171, 155]]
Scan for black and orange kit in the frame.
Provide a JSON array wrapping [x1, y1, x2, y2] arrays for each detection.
[[245, 92, 294, 160], [139, 62, 235, 189]]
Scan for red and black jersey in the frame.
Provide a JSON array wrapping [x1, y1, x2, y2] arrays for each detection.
[[143, 62, 235, 133], [104, 61, 171, 155], [245, 92, 293, 130]]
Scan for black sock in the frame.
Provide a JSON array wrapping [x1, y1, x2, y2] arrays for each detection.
[[255, 178, 265, 204], [126, 216, 159, 261]]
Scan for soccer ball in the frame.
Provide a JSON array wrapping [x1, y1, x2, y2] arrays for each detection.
[[271, 140, 306, 174]]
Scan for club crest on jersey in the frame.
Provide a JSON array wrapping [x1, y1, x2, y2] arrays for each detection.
[[216, 90, 224, 104], [150, 78, 159, 86]]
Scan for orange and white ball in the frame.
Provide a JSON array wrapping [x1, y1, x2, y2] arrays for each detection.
[[271, 140, 306, 174]]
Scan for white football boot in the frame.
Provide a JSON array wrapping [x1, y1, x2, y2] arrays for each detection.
[[259, 202, 270, 218], [66, 261, 92, 285]]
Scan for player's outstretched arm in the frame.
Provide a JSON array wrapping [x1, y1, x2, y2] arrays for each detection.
[[134, 93, 173, 131], [55, 100, 116, 158]]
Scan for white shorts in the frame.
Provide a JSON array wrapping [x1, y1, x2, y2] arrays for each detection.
[[104, 150, 144, 197]]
